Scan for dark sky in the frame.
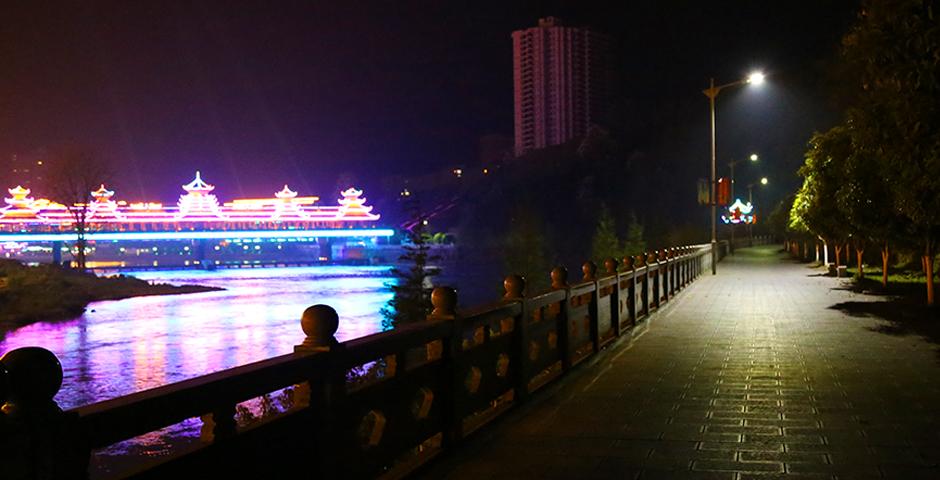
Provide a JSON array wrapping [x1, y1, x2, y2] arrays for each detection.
[[0, 1, 858, 203]]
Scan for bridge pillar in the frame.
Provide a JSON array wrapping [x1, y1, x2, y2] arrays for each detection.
[[317, 238, 333, 262], [52, 241, 62, 265], [194, 239, 207, 263]]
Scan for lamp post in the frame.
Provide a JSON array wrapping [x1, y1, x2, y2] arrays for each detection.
[[746, 177, 768, 246], [729, 153, 759, 202], [702, 72, 764, 274], [727, 153, 758, 255]]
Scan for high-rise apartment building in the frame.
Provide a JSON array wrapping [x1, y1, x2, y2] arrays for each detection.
[[512, 17, 612, 156]]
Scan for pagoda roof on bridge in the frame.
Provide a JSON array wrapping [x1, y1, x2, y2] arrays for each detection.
[[182, 171, 215, 193]]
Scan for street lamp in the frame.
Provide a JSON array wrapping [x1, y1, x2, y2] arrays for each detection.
[[702, 71, 765, 274]]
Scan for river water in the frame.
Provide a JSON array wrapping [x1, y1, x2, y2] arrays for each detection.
[[0, 265, 395, 410]]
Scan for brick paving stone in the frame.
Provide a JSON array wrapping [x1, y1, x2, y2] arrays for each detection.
[[417, 246, 940, 480]]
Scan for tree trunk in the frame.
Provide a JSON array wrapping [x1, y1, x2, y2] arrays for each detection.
[[926, 255, 935, 306], [834, 244, 841, 268], [815, 243, 820, 263], [76, 237, 87, 271], [823, 241, 829, 265], [926, 244, 935, 306], [881, 243, 889, 287], [856, 247, 864, 279]]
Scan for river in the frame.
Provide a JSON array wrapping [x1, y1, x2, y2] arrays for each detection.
[[0, 265, 395, 410]]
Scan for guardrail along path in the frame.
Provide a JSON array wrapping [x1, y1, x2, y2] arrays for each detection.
[[422, 245, 940, 480]]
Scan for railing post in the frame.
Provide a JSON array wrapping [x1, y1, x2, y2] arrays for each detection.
[[670, 249, 678, 295], [659, 250, 670, 303], [503, 275, 529, 403], [676, 248, 682, 289], [295, 304, 342, 479], [648, 252, 660, 309], [622, 256, 637, 325], [551, 267, 571, 370], [0, 347, 88, 480], [581, 261, 600, 353], [604, 258, 621, 337], [636, 254, 649, 318], [429, 287, 461, 446], [692, 251, 704, 279]]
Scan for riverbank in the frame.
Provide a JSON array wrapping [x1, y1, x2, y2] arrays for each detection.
[[0, 260, 221, 329]]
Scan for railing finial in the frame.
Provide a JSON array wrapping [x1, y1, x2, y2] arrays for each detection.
[[603, 258, 618, 275], [0, 346, 63, 416], [297, 304, 339, 352], [430, 287, 457, 318], [622, 256, 634, 270], [503, 275, 526, 300], [582, 261, 597, 281], [550, 266, 568, 289]]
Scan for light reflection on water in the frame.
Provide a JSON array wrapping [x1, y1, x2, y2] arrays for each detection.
[[0, 265, 394, 410]]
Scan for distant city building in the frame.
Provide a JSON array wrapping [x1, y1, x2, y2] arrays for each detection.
[[512, 17, 612, 156]]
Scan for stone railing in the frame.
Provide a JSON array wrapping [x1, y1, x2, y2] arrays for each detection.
[[1, 244, 718, 479]]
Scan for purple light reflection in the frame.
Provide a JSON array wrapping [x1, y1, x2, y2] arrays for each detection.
[[0, 265, 394, 410]]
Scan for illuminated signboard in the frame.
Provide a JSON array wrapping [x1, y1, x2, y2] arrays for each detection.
[[721, 198, 755, 225]]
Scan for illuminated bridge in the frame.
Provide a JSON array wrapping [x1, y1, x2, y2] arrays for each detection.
[[0, 172, 394, 267]]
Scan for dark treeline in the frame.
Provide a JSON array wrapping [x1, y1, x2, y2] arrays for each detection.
[[414, 129, 717, 304]]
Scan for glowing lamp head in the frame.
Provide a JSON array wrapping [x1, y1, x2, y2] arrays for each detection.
[[760, 177, 769, 185], [747, 72, 765, 85], [749, 153, 759, 162]]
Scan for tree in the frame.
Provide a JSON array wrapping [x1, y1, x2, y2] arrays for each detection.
[[381, 202, 440, 330], [835, 113, 906, 284], [622, 212, 646, 258], [504, 205, 553, 293], [791, 128, 852, 267], [591, 204, 621, 264], [45, 147, 111, 271], [840, 0, 940, 303]]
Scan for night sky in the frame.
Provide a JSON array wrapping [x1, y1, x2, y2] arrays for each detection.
[[1, 1, 858, 204]]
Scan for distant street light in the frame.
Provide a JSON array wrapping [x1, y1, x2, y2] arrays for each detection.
[[703, 71, 765, 273], [747, 177, 769, 246], [728, 152, 759, 202], [747, 177, 769, 203]]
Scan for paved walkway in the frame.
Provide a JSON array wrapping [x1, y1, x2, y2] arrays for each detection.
[[421, 246, 940, 479]]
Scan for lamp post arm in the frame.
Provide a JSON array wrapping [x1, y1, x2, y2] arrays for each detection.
[[702, 79, 747, 99]]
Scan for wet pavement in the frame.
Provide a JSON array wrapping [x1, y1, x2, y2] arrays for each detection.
[[419, 246, 940, 479]]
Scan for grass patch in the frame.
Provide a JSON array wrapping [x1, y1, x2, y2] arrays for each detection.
[[841, 265, 937, 303], [0, 260, 221, 329]]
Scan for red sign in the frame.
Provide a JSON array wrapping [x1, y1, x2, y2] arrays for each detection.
[[717, 177, 730, 205]]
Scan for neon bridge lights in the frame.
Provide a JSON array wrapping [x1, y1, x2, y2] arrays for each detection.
[[0, 172, 385, 235], [0, 228, 395, 243]]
